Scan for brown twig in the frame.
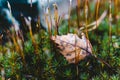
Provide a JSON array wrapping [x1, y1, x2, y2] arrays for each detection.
[[79, 10, 107, 31], [95, 0, 100, 29], [108, 0, 112, 54], [68, 0, 72, 33], [54, 38, 112, 69], [76, 0, 80, 28], [84, 0, 89, 39]]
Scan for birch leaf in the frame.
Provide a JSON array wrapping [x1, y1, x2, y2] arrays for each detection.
[[51, 33, 92, 64]]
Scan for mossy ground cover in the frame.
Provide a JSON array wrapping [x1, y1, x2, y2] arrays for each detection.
[[0, 0, 120, 80]]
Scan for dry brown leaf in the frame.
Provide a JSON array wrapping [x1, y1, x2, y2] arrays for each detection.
[[51, 33, 92, 64]]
